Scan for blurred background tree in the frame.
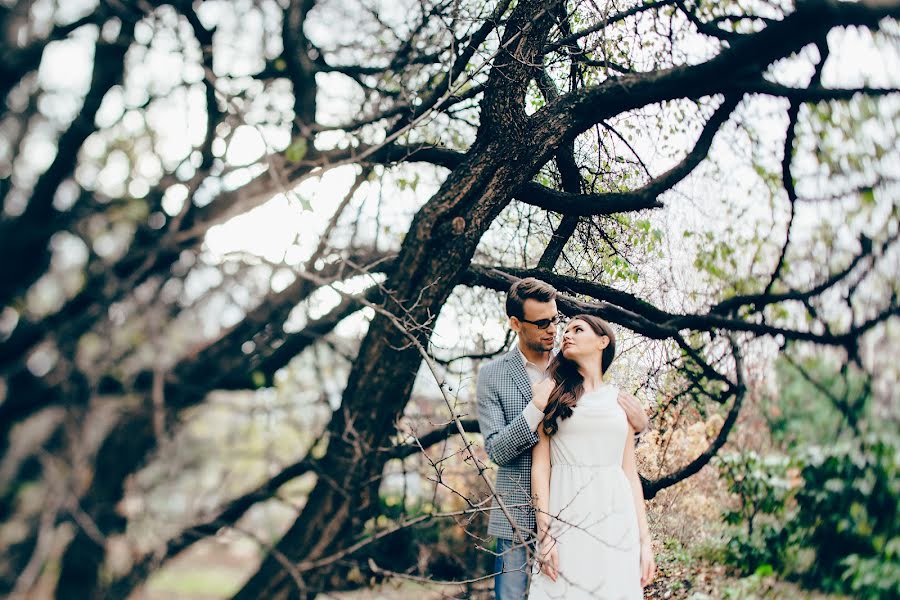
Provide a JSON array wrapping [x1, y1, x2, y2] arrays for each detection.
[[0, 0, 897, 598]]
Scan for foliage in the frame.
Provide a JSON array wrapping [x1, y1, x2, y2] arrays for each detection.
[[718, 347, 900, 598], [794, 437, 899, 598], [715, 451, 796, 574], [764, 355, 875, 450]]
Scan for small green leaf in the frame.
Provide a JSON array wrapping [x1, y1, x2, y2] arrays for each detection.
[[754, 564, 774, 577], [860, 188, 875, 205], [251, 371, 266, 388], [285, 138, 308, 163]]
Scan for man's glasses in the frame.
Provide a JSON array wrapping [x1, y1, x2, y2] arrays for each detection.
[[519, 314, 567, 329]]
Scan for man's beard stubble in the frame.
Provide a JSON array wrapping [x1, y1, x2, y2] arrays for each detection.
[[524, 336, 555, 355]]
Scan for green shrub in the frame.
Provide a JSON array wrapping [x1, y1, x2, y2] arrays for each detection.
[[717, 436, 899, 599], [840, 540, 900, 599], [793, 437, 899, 598], [716, 451, 796, 574]]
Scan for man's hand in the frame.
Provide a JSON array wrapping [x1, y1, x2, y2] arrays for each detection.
[[532, 378, 555, 412], [617, 391, 649, 433]]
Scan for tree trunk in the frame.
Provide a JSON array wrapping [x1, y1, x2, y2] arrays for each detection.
[[55, 406, 156, 599], [233, 135, 562, 598]]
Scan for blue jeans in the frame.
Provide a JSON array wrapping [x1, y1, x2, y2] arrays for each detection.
[[494, 537, 532, 599]]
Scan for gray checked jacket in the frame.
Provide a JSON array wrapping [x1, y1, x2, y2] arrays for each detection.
[[476, 348, 540, 541]]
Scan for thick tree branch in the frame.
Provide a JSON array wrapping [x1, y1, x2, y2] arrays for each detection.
[[536, 68, 583, 270], [192, 143, 464, 229], [539, 215, 580, 270], [464, 265, 900, 348], [549, 1, 900, 137], [0, 251, 394, 436], [281, 0, 318, 136], [0, 6, 226, 375], [163, 250, 393, 406], [217, 287, 379, 390], [0, 20, 135, 307], [740, 79, 900, 102]]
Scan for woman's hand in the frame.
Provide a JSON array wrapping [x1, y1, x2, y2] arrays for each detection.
[[640, 540, 656, 587], [532, 378, 555, 411], [538, 539, 560, 582]]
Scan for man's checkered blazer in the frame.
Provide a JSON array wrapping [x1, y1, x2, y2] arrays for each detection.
[[476, 347, 540, 541]]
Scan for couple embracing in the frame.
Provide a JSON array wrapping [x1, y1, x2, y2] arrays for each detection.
[[476, 277, 656, 599]]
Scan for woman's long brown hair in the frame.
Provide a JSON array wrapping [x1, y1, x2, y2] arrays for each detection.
[[541, 315, 617, 436]]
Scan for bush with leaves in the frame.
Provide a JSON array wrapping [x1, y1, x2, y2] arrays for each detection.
[[716, 436, 899, 599], [793, 437, 899, 599], [715, 451, 797, 575]]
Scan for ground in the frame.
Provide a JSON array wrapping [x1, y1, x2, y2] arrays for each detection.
[[136, 547, 845, 600]]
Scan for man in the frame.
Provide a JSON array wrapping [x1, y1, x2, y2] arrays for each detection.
[[476, 277, 649, 599]]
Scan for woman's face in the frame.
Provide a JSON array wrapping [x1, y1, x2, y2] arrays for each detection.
[[560, 318, 608, 363]]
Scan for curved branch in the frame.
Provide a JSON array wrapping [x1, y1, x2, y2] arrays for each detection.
[[711, 235, 889, 315], [675, 0, 745, 42], [644, 384, 744, 498], [463, 264, 900, 349], [163, 251, 394, 407], [643, 342, 746, 499], [409, 0, 513, 127], [515, 94, 739, 217], [217, 287, 378, 390], [765, 39, 828, 296]]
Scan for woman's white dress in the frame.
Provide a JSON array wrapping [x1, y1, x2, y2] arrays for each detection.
[[529, 385, 642, 600]]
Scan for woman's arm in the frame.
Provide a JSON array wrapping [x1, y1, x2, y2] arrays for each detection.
[[531, 426, 558, 581], [622, 424, 656, 587]]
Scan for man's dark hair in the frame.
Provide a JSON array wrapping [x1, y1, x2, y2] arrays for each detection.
[[505, 277, 557, 319]]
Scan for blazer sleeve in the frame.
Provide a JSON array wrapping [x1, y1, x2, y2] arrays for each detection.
[[476, 363, 540, 466]]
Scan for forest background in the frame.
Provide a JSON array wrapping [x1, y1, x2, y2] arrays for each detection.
[[0, 0, 898, 598]]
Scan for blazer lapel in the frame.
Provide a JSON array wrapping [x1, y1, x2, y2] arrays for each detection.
[[504, 348, 533, 406]]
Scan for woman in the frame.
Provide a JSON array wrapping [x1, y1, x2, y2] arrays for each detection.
[[529, 315, 655, 599]]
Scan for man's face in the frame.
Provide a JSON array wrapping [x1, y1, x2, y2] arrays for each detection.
[[510, 298, 559, 354]]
